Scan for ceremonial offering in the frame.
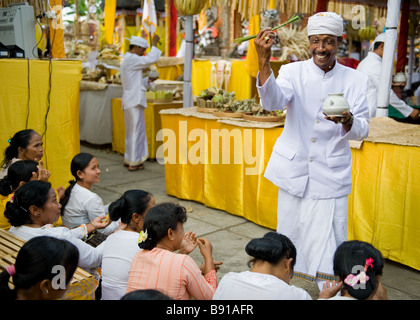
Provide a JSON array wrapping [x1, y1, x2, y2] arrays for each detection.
[[146, 90, 174, 102], [322, 93, 349, 116], [213, 111, 244, 118], [243, 113, 285, 122]]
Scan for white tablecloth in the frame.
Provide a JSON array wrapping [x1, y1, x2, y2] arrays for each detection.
[[79, 83, 122, 145]]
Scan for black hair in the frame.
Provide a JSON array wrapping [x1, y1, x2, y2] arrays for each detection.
[[109, 190, 153, 224], [4, 180, 51, 227], [121, 289, 172, 300], [373, 41, 384, 51], [60, 152, 95, 214], [333, 240, 384, 300], [245, 232, 297, 268], [0, 160, 38, 196], [139, 202, 187, 250], [0, 236, 79, 300], [1, 129, 38, 168]]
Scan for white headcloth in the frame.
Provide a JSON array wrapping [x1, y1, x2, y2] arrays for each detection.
[[307, 12, 343, 37], [369, 32, 386, 51], [125, 36, 149, 49]]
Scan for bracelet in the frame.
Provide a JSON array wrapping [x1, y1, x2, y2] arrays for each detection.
[[342, 112, 354, 125], [89, 222, 97, 233]]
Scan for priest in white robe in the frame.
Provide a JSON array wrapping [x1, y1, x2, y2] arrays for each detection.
[[120, 35, 162, 171], [357, 33, 420, 120], [254, 12, 370, 291]]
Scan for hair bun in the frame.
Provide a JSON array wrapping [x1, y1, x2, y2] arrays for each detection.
[[109, 196, 127, 221]]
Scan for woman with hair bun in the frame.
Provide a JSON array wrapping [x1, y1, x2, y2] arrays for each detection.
[[213, 232, 341, 300], [4, 180, 108, 271], [126, 202, 217, 300], [0, 129, 45, 179], [0, 160, 51, 230], [330, 240, 387, 300], [101, 190, 155, 300], [0, 236, 79, 300]]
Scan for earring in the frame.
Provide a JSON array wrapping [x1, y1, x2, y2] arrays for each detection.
[[45, 289, 49, 294], [36, 212, 41, 217]]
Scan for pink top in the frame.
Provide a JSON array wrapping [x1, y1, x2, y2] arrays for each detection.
[[126, 247, 216, 300]]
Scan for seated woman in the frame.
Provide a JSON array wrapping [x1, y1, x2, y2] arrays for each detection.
[[328, 240, 387, 300], [0, 129, 46, 180], [213, 232, 341, 300], [0, 236, 79, 300], [5, 180, 109, 271], [0, 160, 53, 230], [101, 190, 155, 300], [126, 202, 217, 300], [213, 232, 314, 300], [61, 152, 119, 237]]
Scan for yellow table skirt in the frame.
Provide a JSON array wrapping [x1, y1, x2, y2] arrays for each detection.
[[0, 59, 82, 190], [157, 64, 184, 81], [111, 98, 183, 159], [161, 113, 420, 271], [349, 142, 420, 271]]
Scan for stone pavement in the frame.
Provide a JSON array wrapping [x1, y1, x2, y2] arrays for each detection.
[[82, 142, 420, 300]]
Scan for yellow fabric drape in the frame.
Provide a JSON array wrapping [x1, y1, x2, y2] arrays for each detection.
[[0, 194, 13, 230], [349, 142, 420, 270], [244, 14, 260, 78], [49, 0, 65, 58], [191, 59, 286, 100], [161, 113, 280, 229], [104, 0, 117, 45], [0, 59, 82, 191], [157, 64, 184, 81], [160, 112, 420, 271], [192, 59, 254, 100]]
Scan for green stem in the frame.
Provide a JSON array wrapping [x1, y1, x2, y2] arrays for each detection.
[[234, 14, 300, 44]]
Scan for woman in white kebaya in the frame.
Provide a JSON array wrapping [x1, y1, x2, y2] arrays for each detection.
[[61, 152, 120, 236], [5, 180, 107, 270], [213, 232, 341, 300], [101, 190, 155, 300]]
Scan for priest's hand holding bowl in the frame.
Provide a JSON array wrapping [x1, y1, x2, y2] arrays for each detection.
[[322, 93, 354, 131]]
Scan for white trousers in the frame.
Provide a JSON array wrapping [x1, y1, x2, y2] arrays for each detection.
[[276, 188, 348, 286], [124, 106, 148, 166]]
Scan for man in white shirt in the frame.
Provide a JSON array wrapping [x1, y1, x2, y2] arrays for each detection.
[[357, 33, 420, 120], [120, 35, 162, 171], [254, 12, 370, 291]]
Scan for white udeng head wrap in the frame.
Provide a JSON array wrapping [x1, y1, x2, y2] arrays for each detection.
[[307, 12, 343, 37], [369, 32, 386, 51], [125, 36, 149, 49]]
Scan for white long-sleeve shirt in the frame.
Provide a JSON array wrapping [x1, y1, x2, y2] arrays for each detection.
[[257, 58, 370, 199], [101, 230, 140, 300], [62, 183, 118, 235], [120, 46, 162, 110], [9, 224, 104, 269], [357, 51, 413, 118], [213, 271, 312, 300]]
